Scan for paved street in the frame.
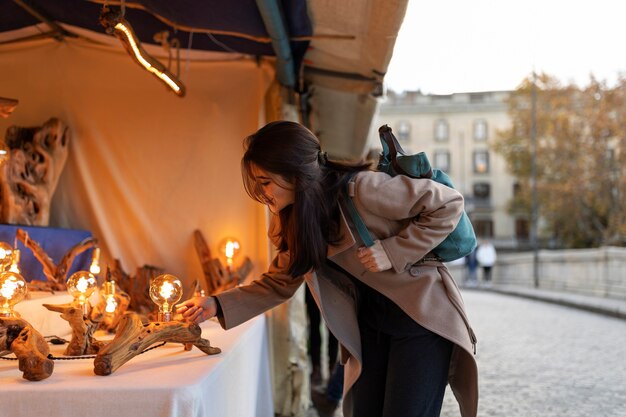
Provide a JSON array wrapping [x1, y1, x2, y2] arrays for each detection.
[[440, 290, 626, 417], [308, 290, 626, 417]]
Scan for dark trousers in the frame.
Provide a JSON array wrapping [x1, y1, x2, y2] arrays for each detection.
[[306, 286, 339, 371], [351, 283, 453, 417]]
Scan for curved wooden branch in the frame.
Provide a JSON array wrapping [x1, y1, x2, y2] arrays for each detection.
[[17, 228, 97, 292], [93, 312, 221, 376], [16, 228, 57, 283], [43, 303, 104, 356], [0, 316, 54, 381], [55, 236, 97, 281]]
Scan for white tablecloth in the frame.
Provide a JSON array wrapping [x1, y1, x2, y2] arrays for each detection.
[[14, 291, 74, 337], [2, 300, 273, 417]]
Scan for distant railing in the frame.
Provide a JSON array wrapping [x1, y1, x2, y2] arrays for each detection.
[[459, 246, 626, 300]]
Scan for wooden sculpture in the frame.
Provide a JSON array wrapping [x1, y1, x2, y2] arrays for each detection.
[[16, 228, 97, 292], [93, 312, 221, 375], [112, 260, 163, 320], [43, 303, 105, 356], [0, 316, 54, 381], [0, 117, 69, 226], [193, 230, 253, 295]]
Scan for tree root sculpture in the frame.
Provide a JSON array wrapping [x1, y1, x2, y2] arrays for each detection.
[[0, 316, 54, 381], [43, 303, 105, 356], [112, 260, 163, 320], [16, 228, 97, 292], [193, 229, 252, 295], [93, 312, 221, 376], [0, 117, 69, 226]]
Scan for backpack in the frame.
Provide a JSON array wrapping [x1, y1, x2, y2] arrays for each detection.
[[343, 124, 477, 263]]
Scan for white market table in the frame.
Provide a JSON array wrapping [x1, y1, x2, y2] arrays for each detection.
[[2, 293, 273, 417]]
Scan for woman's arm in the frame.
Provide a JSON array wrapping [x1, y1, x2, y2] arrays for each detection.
[[354, 172, 464, 273]]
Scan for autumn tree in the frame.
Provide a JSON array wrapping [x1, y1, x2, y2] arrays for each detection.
[[494, 73, 626, 248]]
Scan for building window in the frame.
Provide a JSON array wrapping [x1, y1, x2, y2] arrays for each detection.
[[473, 119, 488, 141], [433, 151, 450, 172], [473, 150, 489, 174], [434, 119, 449, 141], [515, 218, 529, 240], [473, 219, 494, 238], [397, 120, 411, 142], [473, 182, 490, 199]]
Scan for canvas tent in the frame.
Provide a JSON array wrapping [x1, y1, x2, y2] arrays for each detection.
[[0, 1, 409, 414]]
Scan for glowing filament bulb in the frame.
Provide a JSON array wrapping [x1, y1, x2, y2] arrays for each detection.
[[9, 249, 20, 274], [105, 295, 118, 313], [102, 278, 118, 314], [89, 247, 101, 275], [0, 242, 13, 271], [149, 274, 183, 321], [219, 237, 241, 268], [0, 271, 27, 317], [67, 271, 97, 314]]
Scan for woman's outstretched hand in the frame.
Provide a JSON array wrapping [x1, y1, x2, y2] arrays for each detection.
[[357, 240, 392, 272], [176, 296, 217, 324]]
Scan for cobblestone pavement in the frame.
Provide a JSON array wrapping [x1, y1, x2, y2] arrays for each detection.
[[308, 290, 626, 417], [440, 291, 626, 417]]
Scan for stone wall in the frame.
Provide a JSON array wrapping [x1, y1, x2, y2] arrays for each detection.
[[451, 246, 626, 300]]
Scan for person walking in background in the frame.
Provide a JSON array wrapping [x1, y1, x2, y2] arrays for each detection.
[[464, 247, 478, 286], [177, 121, 478, 417], [476, 239, 497, 284]]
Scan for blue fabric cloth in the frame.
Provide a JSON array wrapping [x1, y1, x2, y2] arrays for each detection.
[[0, 224, 93, 282]]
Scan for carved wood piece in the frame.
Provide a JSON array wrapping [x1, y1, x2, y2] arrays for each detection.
[[16, 228, 97, 292], [43, 303, 105, 356], [0, 117, 70, 225], [193, 230, 253, 295], [0, 316, 54, 381], [193, 229, 223, 294], [93, 312, 221, 375], [113, 260, 163, 319]]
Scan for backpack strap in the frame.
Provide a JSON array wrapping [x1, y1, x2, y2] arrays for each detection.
[[378, 125, 433, 180], [343, 174, 375, 248]]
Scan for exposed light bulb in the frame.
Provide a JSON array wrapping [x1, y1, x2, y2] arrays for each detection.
[[218, 237, 241, 268], [0, 271, 27, 317], [66, 271, 97, 314], [89, 247, 101, 275], [149, 274, 183, 321], [102, 273, 118, 315], [0, 242, 13, 271], [8, 249, 20, 274]]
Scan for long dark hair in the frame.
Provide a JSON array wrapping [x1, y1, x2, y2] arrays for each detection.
[[242, 121, 371, 277]]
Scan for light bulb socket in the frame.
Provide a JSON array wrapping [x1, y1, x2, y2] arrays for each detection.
[[158, 311, 172, 322]]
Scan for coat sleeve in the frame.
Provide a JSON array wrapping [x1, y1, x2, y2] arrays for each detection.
[[354, 171, 464, 273], [214, 216, 305, 330]]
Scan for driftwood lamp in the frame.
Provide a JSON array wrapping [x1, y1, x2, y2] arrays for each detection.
[[0, 316, 54, 381], [194, 230, 253, 295], [90, 268, 130, 333], [0, 270, 27, 318], [0, 271, 54, 381], [43, 271, 104, 356], [93, 274, 221, 375]]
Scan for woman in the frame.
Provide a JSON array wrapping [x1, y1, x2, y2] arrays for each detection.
[[177, 121, 478, 417]]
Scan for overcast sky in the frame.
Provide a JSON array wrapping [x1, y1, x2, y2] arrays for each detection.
[[384, 0, 626, 94]]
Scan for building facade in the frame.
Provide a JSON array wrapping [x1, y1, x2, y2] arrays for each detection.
[[370, 90, 522, 249]]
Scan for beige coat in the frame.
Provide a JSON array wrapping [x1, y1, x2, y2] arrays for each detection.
[[216, 171, 478, 417]]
